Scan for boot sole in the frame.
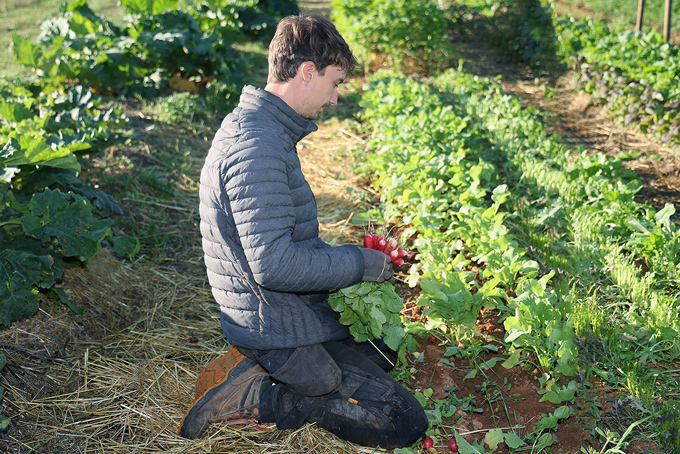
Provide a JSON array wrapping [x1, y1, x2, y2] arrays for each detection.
[[194, 347, 247, 400], [178, 359, 262, 438]]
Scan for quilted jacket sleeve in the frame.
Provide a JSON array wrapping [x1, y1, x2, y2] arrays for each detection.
[[223, 133, 364, 294]]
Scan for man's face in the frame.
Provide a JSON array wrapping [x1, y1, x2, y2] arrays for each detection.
[[298, 65, 346, 120]]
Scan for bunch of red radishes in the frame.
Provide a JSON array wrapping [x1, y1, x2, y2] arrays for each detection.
[[363, 233, 409, 266]]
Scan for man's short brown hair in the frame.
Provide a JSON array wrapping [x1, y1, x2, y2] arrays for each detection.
[[267, 14, 357, 83]]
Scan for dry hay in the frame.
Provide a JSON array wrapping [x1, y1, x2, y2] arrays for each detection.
[[0, 116, 384, 453], [298, 121, 372, 246]]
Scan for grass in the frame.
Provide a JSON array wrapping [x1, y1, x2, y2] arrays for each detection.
[[0, 0, 123, 80]]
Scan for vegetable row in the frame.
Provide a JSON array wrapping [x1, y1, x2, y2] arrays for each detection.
[[557, 17, 680, 145], [359, 67, 680, 397]]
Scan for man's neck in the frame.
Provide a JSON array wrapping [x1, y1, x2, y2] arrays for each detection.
[[265, 82, 297, 110]]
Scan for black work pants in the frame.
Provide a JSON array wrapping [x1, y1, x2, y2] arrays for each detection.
[[241, 338, 427, 449]]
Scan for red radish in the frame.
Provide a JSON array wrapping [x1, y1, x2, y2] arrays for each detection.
[[448, 438, 458, 451], [457, 341, 464, 349], [384, 237, 398, 253], [361, 232, 410, 266], [428, 334, 437, 344], [422, 437, 433, 448]]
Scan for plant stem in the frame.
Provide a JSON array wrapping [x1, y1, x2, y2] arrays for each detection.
[[368, 338, 395, 367], [0, 219, 22, 228]]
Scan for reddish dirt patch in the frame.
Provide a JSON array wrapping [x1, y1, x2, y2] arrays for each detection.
[[401, 316, 589, 453]]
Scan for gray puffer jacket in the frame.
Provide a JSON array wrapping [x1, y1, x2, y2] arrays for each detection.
[[199, 85, 364, 350]]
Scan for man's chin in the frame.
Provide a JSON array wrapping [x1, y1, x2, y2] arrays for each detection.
[[303, 111, 322, 120], [301, 105, 329, 120]]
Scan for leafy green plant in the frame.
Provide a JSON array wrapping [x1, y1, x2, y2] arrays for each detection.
[[417, 275, 484, 345], [0, 188, 139, 328], [487, 0, 561, 69], [12, 0, 248, 96], [149, 91, 205, 123], [556, 17, 680, 145], [528, 405, 575, 450], [329, 281, 406, 351], [330, 0, 452, 75], [583, 415, 654, 454], [414, 387, 461, 429], [503, 272, 578, 378], [1, 83, 128, 187], [0, 73, 139, 328]]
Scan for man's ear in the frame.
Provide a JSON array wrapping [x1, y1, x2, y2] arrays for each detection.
[[299, 61, 316, 82]]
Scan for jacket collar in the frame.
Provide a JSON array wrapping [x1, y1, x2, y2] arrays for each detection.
[[241, 85, 318, 143]]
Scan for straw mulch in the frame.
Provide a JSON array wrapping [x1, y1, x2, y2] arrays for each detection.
[[297, 121, 373, 246], [0, 115, 385, 453]]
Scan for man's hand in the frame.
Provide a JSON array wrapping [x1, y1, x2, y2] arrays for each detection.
[[359, 248, 393, 283]]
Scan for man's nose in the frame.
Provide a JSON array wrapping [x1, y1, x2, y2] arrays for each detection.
[[330, 88, 339, 106]]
